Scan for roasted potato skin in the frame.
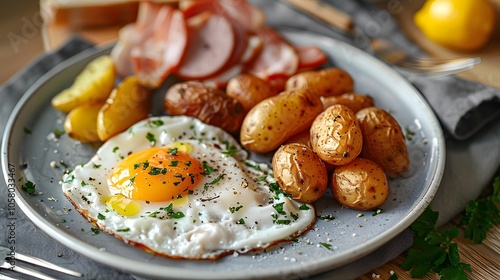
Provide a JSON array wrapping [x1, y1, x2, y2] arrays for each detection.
[[226, 74, 277, 112], [310, 104, 363, 166], [356, 107, 409, 177], [64, 102, 104, 143], [322, 93, 374, 113], [331, 158, 389, 210], [164, 82, 245, 134], [272, 143, 328, 203], [240, 89, 323, 153], [97, 76, 151, 141], [285, 68, 354, 98]]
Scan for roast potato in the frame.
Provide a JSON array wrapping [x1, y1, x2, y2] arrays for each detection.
[[356, 107, 409, 177], [331, 158, 389, 210], [283, 129, 311, 148], [240, 89, 323, 153], [64, 102, 104, 143], [164, 81, 245, 135], [272, 143, 328, 203], [52, 55, 115, 113], [97, 76, 151, 141], [285, 68, 354, 98], [321, 93, 374, 113], [226, 74, 277, 112], [310, 104, 363, 165]]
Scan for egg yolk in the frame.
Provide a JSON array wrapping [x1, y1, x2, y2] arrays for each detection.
[[109, 147, 204, 202]]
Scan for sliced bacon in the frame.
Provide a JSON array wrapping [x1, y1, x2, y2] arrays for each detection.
[[246, 28, 299, 80], [175, 13, 236, 80], [296, 46, 328, 70], [131, 6, 189, 88]]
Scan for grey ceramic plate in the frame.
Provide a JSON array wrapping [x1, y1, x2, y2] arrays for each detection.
[[2, 30, 445, 279]]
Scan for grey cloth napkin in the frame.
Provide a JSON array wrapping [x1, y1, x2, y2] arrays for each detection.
[[1, 2, 499, 280]]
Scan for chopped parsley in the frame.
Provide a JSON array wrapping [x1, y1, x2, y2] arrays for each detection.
[[148, 211, 158, 218], [53, 129, 65, 137], [273, 202, 286, 215], [149, 119, 164, 127], [299, 204, 310, 210], [268, 182, 291, 199], [168, 147, 178, 155], [222, 141, 237, 156], [317, 214, 335, 221], [165, 203, 185, 219], [319, 242, 333, 251], [204, 174, 223, 190], [90, 227, 100, 235], [229, 205, 243, 213], [169, 160, 179, 167], [146, 132, 156, 146], [117, 228, 130, 232], [202, 161, 216, 175], [93, 164, 101, 169], [148, 167, 167, 176], [245, 161, 261, 171], [112, 146, 119, 153], [22, 180, 36, 194], [97, 213, 106, 220], [237, 218, 245, 225], [372, 208, 383, 216]]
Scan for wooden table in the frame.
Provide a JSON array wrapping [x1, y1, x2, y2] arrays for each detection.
[[2, 1, 498, 279]]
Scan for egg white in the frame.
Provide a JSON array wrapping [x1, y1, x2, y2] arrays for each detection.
[[62, 116, 316, 259]]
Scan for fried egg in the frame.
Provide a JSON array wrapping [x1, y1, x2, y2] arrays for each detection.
[[62, 116, 315, 259]]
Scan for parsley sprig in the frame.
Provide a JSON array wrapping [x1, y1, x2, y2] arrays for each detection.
[[402, 207, 471, 279], [400, 174, 500, 279], [460, 176, 500, 244]]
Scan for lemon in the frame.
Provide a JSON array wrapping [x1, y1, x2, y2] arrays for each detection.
[[414, 0, 496, 52]]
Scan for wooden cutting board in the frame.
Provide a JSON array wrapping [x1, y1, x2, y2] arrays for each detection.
[[393, 0, 500, 89]]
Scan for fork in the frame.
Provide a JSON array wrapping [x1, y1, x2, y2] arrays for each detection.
[[283, 0, 480, 77], [1, 246, 83, 280]]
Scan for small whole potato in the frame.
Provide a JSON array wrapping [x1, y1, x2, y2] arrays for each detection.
[[356, 107, 409, 177], [321, 93, 374, 113], [283, 129, 311, 148], [286, 68, 354, 98], [331, 158, 389, 210], [164, 81, 245, 135], [272, 143, 328, 203], [226, 74, 277, 112], [240, 89, 323, 153], [310, 104, 363, 165]]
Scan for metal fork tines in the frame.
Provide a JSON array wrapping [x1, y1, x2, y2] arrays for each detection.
[[370, 38, 481, 76], [1, 246, 83, 280]]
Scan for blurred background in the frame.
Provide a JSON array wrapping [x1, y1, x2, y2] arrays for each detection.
[[0, 0, 44, 83]]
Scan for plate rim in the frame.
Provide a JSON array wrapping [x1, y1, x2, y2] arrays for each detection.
[[1, 29, 446, 279]]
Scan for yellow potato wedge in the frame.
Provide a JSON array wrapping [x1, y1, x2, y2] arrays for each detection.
[[97, 76, 151, 142], [52, 56, 116, 113], [64, 102, 104, 143]]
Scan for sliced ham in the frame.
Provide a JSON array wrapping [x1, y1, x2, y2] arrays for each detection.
[[246, 28, 299, 80], [110, 2, 161, 77], [131, 5, 188, 88], [296, 46, 328, 70], [175, 13, 235, 80]]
